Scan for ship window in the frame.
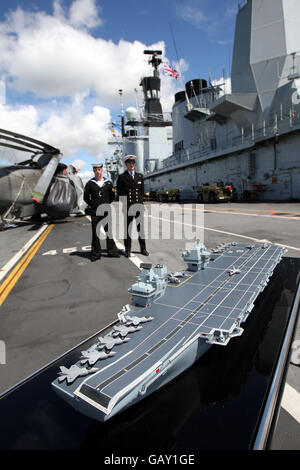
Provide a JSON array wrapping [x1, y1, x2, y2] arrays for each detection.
[[175, 140, 184, 152], [210, 138, 217, 151]]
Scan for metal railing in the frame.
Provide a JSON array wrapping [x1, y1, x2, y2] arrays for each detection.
[[160, 108, 300, 171], [139, 112, 172, 123]]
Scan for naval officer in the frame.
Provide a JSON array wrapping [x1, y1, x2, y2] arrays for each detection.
[[84, 163, 119, 261], [117, 155, 149, 258]]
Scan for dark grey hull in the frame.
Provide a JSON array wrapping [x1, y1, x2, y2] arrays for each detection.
[[53, 339, 211, 422]]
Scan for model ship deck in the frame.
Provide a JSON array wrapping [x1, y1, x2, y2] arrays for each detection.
[[52, 242, 285, 420]]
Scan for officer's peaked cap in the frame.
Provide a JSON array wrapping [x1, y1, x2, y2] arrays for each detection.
[[123, 154, 136, 163]]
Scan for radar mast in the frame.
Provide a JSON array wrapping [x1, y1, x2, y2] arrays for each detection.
[[144, 50, 162, 78]]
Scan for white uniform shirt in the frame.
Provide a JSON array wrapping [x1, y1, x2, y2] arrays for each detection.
[[91, 177, 107, 188]]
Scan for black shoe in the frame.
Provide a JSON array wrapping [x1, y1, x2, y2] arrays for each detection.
[[141, 249, 149, 256], [107, 251, 120, 258], [124, 251, 131, 258]]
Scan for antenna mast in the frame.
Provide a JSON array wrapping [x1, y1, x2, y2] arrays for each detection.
[[143, 50, 162, 78], [119, 89, 125, 137], [169, 22, 191, 109]]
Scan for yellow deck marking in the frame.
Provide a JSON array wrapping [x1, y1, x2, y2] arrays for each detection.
[[168, 274, 194, 288], [0, 224, 54, 307]]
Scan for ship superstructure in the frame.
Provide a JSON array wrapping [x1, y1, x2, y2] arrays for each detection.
[[109, 0, 300, 201], [52, 240, 285, 422], [144, 0, 300, 201], [106, 50, 173, 177]]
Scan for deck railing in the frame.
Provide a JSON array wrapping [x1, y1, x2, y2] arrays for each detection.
[[157, 108, 300, 172]]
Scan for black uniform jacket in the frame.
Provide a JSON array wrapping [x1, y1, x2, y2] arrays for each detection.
[[117, 171, 144, 207], [84, 178, 115, 216]]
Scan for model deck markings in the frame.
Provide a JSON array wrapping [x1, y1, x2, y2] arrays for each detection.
[[54, 243, 284, 419]]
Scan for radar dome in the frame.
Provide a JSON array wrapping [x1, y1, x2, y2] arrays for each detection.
[[126, 107, 138, 121]]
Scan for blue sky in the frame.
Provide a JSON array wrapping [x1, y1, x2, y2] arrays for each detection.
[[0, 0, 238, 173], [0, 0, 236, 83]]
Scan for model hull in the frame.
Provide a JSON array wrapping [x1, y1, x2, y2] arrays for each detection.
[[53, 339, 211, 422]]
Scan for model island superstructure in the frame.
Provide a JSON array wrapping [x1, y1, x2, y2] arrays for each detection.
[[109, 0, 300, 201], [129, 263, 167, 307], [52, 241, 285, 422]]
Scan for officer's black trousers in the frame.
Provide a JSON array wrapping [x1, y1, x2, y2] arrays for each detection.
[[123, 210, 146, 253]]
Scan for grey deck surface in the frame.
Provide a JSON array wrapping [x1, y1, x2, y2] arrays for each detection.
[[53, 243, 284, 407]]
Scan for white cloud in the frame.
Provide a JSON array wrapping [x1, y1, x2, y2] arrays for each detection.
[[0, 100, 112, 162], [0, 1, 186, 164], [0, 104, 39, 136], [0, 79, 6, 105], [78, 169, 94, 184], [69, 0, 102, 29], [176, 4, 208, 28], [0, 1, 169, 106], [176, 1, 232, 40], [71, 159, 87, 171], [212, 76, 232, 95], [53, 0, 65, 21]]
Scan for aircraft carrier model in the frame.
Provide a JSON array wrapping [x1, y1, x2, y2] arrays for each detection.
[[52, 240, 285, 422]]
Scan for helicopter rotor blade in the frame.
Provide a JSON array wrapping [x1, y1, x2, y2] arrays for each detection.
[[0, 128, 59, 154], [0, 133, 47, 153], [0, 142, 40, 154], [31, 154, 61, 204]]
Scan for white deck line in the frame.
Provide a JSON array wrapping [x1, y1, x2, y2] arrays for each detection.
[[0, 224, 49, 283], [161, 204, 300, 221], [85, 214, 144, 269], [115, 240, 143, 269], [281, 383, 300, 424], [147, 214, 300, 253], [186, 207, 300, 221]]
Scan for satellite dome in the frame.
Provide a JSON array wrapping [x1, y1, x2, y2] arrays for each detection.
[[126, 107, 138, 121]]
